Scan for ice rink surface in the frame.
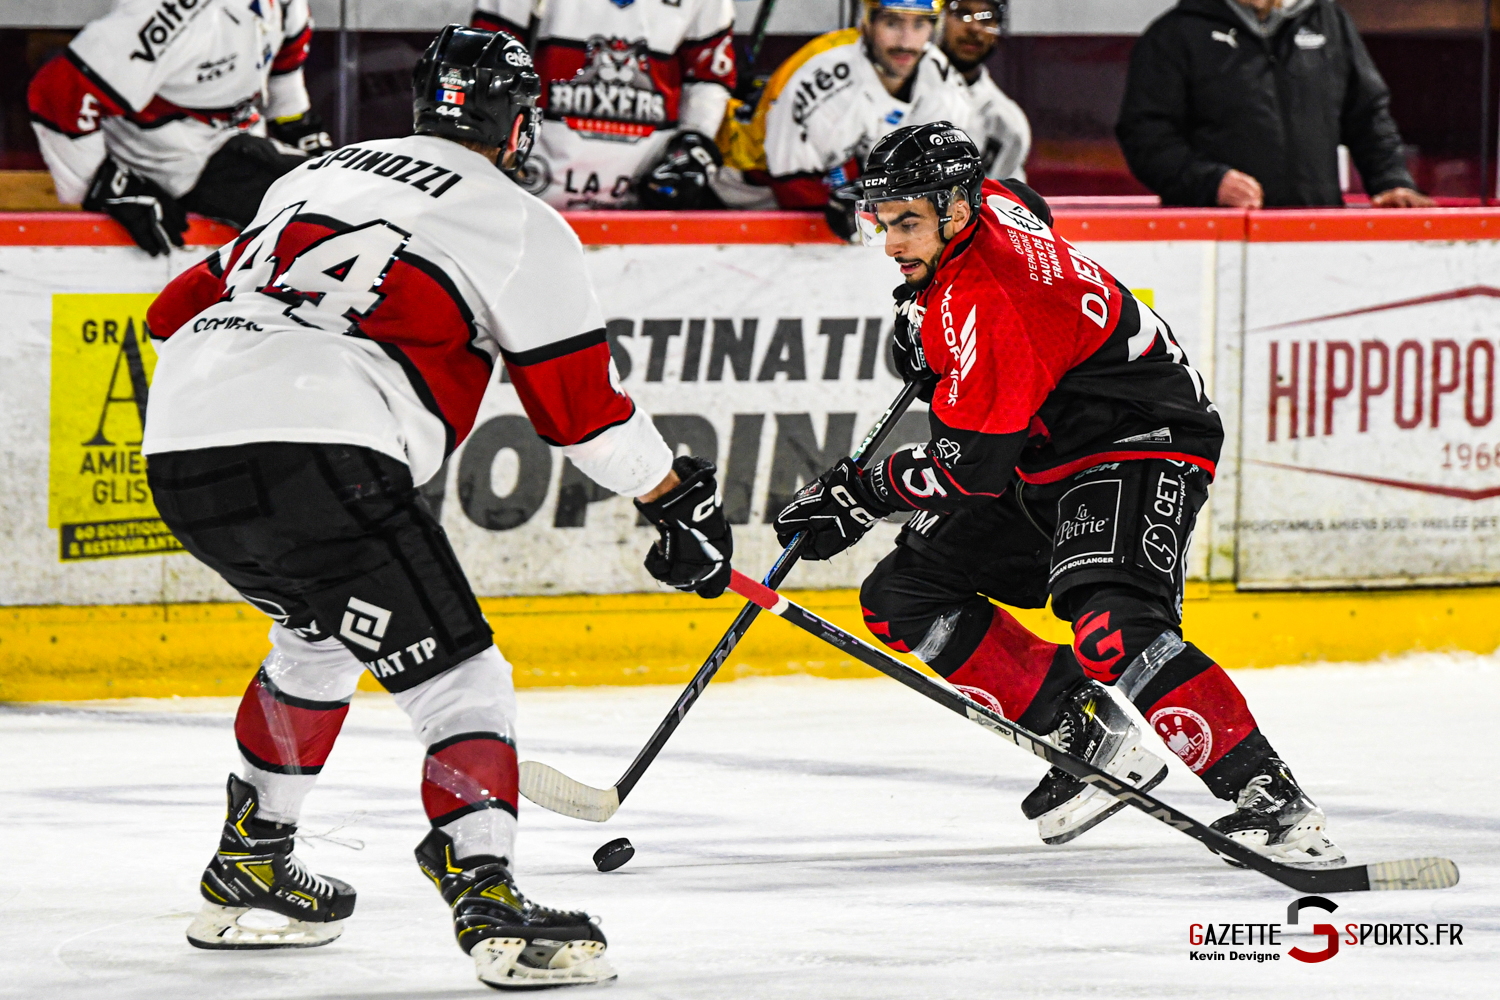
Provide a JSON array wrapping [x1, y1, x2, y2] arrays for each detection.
[[2, 653, 1496, 999]]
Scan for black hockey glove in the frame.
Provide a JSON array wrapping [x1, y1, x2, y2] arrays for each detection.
[[268, 110, 334, 155], [891, 284, 938, 402], [635, 455, 734, 598], [83, 157, 188, 257], [773, 458, 897, 561], [825, 182, 860, 243], [638, 131, 723, 210]]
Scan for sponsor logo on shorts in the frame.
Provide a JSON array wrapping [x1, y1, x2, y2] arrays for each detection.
[[1051, 479, 1123, 581], [340, 596, 392, 653], [1150, 706, 1212, 771], [907, 509, 942, 536], [1143, 522, 1179, 572]]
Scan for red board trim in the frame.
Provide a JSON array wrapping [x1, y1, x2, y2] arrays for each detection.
[[4, 208, 1500, 247], [0, 213, 238, 247], [1247, 209, 1500, 242]]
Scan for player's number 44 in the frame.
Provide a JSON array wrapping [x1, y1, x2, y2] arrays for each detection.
[[223, 202, 411, 332]]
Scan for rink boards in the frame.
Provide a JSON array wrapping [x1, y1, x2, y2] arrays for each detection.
[[3, 208, 1500, 697]]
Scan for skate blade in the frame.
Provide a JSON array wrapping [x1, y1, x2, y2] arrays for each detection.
[[1211, 810, 1348, 869], [474, 937, 617, 991], [1039, 750, 1169, 846], [186, 903, 344, 950]]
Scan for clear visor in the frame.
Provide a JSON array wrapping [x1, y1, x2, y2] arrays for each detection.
[[855, 198, 944, 248]]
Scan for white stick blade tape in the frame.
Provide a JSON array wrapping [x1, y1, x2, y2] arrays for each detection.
[[1368, 857, 1460, 891], [518, 761, 621, 822]]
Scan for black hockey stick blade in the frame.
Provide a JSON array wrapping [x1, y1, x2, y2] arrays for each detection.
[[517, 382, 925, 822], [728, 570, 1459, 894]]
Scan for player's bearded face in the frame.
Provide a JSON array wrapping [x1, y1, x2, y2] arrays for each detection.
[[867, 12, 935, 80], [877, 198, 947, 288], [943, 1, 1002, 69]]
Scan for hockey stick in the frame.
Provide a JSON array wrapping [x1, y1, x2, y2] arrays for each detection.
[[519, 381, 925, 822], [748, 0, 780, 65], [727, 570, 1460, 894]]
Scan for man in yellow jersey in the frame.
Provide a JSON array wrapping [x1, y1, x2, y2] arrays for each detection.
[[714, 0, 972, 226]]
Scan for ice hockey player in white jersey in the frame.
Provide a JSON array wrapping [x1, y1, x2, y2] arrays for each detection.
[[27, 0, 332, 256], [141, 26, 733, 989], [471, 0, 737, 209], [714, 0, 973, 226], [939, 0, 1031, 180]]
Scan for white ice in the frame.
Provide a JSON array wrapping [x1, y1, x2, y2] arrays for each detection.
[[2, 654, 1496, 999]]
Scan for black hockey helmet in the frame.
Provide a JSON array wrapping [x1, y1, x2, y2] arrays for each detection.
[[854, 121, 985, 245], [413, 25, 541, 173]]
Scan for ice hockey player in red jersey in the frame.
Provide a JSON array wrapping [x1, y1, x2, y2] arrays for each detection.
[[141, 26, 733, 988], [471, 0, 736, 209], [28, 0, 332, 256], [774, 122, 1344, 867]]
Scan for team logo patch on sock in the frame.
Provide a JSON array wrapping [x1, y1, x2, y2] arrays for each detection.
[[953, 684, 1004, 714], [1150, 706, 1212, 771]]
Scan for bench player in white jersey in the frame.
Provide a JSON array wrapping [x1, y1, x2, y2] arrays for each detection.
[[714, 0, 973, 227], [27, 0, 333, 256], [141, 26, 734, 989], [471, 0, 736, 209], [940, 0, 1031, 180]]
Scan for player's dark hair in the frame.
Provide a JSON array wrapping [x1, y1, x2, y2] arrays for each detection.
[[412, 25, 541, 175]]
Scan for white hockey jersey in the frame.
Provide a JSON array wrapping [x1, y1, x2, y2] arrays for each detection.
[[142, 134, 673, 497], [472, 0, 736, 209], [958, 64, 1031, 181], [28, 0, 315, 204], [716, 28, 975, 209]]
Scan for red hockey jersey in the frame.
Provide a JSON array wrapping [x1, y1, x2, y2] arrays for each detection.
[[869, 180, 1223, 513]]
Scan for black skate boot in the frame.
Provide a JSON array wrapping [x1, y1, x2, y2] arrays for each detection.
[[186, 774, 356, 950], [1021, 679, 1168, 845], [415, 829, 616, 990], [1209, 758, 1345, 867]]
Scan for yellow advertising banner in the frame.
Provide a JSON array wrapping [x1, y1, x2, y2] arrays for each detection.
[[48, 293, 184, 562]]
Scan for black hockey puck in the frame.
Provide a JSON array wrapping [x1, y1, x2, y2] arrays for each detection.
[[593, 837, 634, 872]]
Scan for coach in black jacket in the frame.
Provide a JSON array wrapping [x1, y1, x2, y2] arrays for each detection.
[[1117, 0, 1431, 208]]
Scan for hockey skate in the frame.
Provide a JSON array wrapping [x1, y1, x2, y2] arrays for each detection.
[[415, 829, 616, 990], [186, 774, 356, 949], [1021, 680, 1169, 845], [1209, 758, 1346, 867]]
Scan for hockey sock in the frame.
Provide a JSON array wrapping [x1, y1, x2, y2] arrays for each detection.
[[943, 605, 1084, 732], [394, 645, 520, 864], [1070, 587, 1277, 800], [863, 589, 1083, 733], [234, 625, 365, 824]]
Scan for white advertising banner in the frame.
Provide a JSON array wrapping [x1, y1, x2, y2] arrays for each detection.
[[1239, 239, 1500, 588], [0, 236, 1219, 605]]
